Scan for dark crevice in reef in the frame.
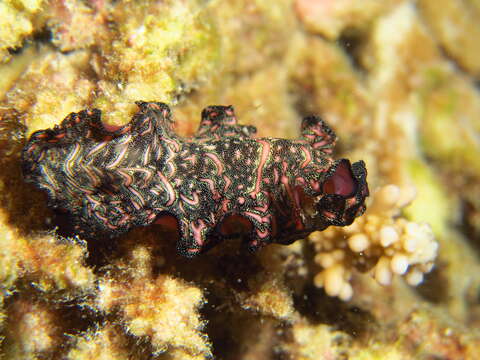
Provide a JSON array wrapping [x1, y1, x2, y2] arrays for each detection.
[[161, 231, 265, 290], [296, 237, 375, 339], [201, 289, 284, 360], [7, 46, 23, 56], [0, 109, 53, 237], [188, 244, 277, 359], [336, 28, 369, 75], [7, 28, 54, 56], [0, 156, 51, 232], [213, 252, 263, 292], [414, 263, 449, 304], [459, 198, 480, 256], [32, 27, 54, 45], [294, 284, 377, 339], [50, 209, 123, 271], [201, 291, 240, 360], [83, 232, 123, 271]]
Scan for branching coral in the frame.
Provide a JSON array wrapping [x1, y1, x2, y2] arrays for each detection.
[[310, 184, 438, 301]]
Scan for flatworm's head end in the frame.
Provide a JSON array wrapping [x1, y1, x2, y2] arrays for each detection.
[[315, 159, 369, 228]]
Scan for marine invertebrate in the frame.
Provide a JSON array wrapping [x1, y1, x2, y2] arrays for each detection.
[[310, 184, 438, 301], [22, 102, 368, 257]]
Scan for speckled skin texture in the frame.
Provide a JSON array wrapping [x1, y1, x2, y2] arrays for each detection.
[[22, 102, 368, 257]]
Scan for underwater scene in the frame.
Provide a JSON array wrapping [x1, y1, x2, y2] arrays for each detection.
[[0, 0, 479, 359]]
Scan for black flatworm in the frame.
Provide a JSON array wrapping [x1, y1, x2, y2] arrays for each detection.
[[22, 102, 369, 257]]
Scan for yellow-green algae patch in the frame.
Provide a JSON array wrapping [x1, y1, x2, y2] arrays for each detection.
[[92, 239, 211, 357], [211, 0, 296, 76], [351, 346, 407, 360], [96, 0, 220, 126], [0, 47, 39, 100], [294, 0, 402, 40], [281, 322, 350, 360], [404, 159, 452, 235], [0, 0, 45, 63], [5, 49, 95, 136], [405, 161, 480, 321], [417, 68, 480, 180]]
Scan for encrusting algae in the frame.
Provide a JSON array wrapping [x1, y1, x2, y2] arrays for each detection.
[[0, 0, 480, 359], [96, 247, 211, 357]]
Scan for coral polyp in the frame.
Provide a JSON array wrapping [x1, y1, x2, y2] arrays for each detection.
[[22, 102, 368, 256]]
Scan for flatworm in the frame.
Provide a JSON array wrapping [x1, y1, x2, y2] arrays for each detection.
[[22, 102, 369, 257]]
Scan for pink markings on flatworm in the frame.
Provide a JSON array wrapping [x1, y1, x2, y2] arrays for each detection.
[[191, 219, 207, 246], [206, 153, 224, 175], [300, 146, 312, 168], [200, 178, 220, 200], [251, 139, 271, 198], [180, 191, 200, 206], [157, 171, 176, 206]]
